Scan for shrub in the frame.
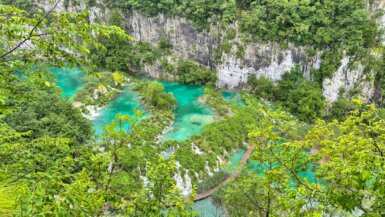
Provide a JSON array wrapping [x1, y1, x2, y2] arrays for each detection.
[[197, 171, 231, 194], [247, 75, 276, 101], [177, 60, 217, 85]]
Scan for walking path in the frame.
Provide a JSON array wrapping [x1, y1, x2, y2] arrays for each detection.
[[194, 146, 255, 201]]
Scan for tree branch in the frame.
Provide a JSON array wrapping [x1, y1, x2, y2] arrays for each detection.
[[269, 148, 318, 192], [369, 126, 384, 158], [233, 179, 268, 214], [0, 1, 60, 59]]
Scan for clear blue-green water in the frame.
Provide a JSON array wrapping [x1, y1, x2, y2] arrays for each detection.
[[52, 70, 216, 140], [91, 86, 145, 135], [222, 91, 246, 107], [229, 148, 246, 170], [194, 197, 225, 217], [161, 81, 215, 141], [51, 67, 85, 98], [51, 68, 145, 135], [229, 148, 317, 183], [222, 91, 237, 101]]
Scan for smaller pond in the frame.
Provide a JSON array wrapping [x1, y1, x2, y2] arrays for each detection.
[[194, 197, 225, 217], [197, 146, 317, 217], [51, 67, 85, 98], [222, 91, 246, 107], [231, 148, 317, 183], [161, 81, 215, 141], [52, 68, 145, 135], [91, 86, 145, 135]]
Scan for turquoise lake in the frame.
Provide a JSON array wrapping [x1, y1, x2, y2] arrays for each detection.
[[52, 68, 319, 216], [51, 68, 144, 135], [194, 197, 225, 217], [91, 85, 145, 135], [161, 81, 214, 141], [222, 91, 246, 107], [50, 67, 85, 99], [230, 148, 317, 183], [52, 68, 215, 139]]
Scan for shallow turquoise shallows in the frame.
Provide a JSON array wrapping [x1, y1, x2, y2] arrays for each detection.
[[161, 81, 215, 141], [51, 67, 85, 98], [222, 91, 237, 102], [51, 68, 145, 135], [194, 197, 225, 217], [222, 91, 246, 107], [229, 148, 247, 170], [91, 86, 145, 135], [229, 148, 317, 183]]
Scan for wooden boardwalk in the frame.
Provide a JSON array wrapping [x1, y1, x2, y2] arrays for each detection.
[[194, 146, 255, 201]]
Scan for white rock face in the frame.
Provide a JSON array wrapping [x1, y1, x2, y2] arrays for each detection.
[[322, 56, 374, 102], [217, 41, 325, 88], [36, 0, 109, 23], [217, 43, 305, 89], [368, 0, 385, 44], [125, 11, 219, 69]]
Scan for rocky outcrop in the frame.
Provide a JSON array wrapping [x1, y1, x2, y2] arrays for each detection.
[[322, 56, 374, 102], [36, 0, 109, 22], [125, 12, 220, 69], [216, 40, 321, 89]]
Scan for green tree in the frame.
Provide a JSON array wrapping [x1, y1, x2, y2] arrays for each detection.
[[0, 2, 130, 216], [0, 2, 131, 116], [123, 157, 196, 217], [285, 81, 325, 122], [247, 74, 276, 101], [224, 101, 385, 216], [177, 60, 217, 85], [136, 81, 177, 110], [4, 80, 93, 144]]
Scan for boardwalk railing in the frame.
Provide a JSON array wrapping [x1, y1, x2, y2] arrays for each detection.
[[194, 146, 255, 201]]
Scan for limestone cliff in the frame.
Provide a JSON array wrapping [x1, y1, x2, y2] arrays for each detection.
[[36, 0, 384, 103]]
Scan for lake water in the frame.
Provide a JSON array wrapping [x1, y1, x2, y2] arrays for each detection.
[[50, 67, 85, 99], [91, 85, 145, 135], [161, 81, 214, 141]]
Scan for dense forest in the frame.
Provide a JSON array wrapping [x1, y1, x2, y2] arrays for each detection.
[[1, 0, 385, 216]]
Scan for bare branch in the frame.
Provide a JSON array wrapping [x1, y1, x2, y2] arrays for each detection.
[[269, 148, 319, 192], [0, 0, 60, 59]]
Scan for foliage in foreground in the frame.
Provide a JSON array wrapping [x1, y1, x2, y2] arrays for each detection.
[[4, 79, 93, 144], [221, 100, 385, 216], [0, 2, 194, 216]]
